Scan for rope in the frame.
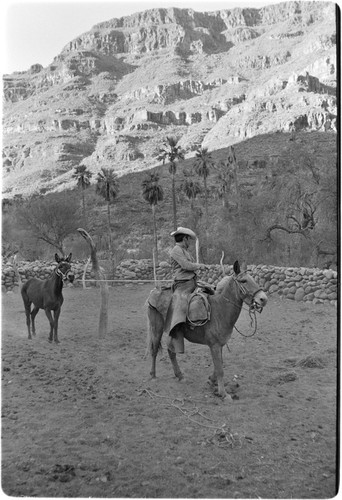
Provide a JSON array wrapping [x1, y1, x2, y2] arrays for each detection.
[[74, 279, 173, 283], [233, 309, 258, 338], [220, 279, 260, 337], [139, 389, 243, 448]]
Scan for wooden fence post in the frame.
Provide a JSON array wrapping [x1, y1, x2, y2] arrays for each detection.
[[82, 257, 91, 289], [12, 255, 22, 290], [77, 228, 108, 337]]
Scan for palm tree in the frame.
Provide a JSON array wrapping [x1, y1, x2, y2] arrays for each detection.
[[215, 161, 234, 207], [182, 170, 202, 211], [72, 164, 92, 225], [141, 172, 164, 264], [157, 136, 184, 230], [193, 146, 215, 226], [227, 146, 240, 211], [95, 167, 120, 254]]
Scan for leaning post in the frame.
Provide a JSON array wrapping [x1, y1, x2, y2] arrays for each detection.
[[195, 237, 200, 264], [82, 256, 91, 289], [77, 228, 108, 337], [12, 254, 22, 291]]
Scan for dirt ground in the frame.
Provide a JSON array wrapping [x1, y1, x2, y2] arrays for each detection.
[[1, 283, 338, 498]]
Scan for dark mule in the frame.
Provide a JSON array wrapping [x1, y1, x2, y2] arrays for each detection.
[[146, 261, 268, 400], [21, 253, 74, 343]]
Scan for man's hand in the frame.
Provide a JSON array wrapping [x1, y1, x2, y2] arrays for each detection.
[[198, 263, 207, 270]]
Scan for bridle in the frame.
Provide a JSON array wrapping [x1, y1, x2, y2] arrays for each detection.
[[222, 273, 265, 338], [232, 275, 265, 314], [55, 264, 72, 281]]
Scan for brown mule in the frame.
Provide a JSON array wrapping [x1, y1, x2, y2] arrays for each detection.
[[146, 260, 267, 400], [21, 254, 74, 343]]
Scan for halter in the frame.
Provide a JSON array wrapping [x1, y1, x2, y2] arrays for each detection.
[[55, 265, 71, 280], [222, 274, 265, 338], [232, 274, 265, 314]]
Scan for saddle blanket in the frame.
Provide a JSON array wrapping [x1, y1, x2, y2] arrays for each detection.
[[148, 286, 211, 327], [187, 289, 211, 326]]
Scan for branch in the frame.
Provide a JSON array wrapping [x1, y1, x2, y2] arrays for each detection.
[[77, 228, 100, 274], [37, 234, 63, 253], [287, 215, 301, 229], [264, 224, 309, 241], [220, 251, 225, 275]]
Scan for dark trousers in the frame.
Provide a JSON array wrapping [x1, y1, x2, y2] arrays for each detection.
[[165, 277, 197, 353]]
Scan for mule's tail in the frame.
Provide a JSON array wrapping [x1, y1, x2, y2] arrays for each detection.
[[21, 281, 31, 308], [145, 303, 164, 359]]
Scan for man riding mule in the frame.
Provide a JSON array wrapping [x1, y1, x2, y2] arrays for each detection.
[[164, 227, 208, 353], [146, 253, 268, 400]]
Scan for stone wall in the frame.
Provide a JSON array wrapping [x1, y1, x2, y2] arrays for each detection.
[[2, 259, 337, 306]]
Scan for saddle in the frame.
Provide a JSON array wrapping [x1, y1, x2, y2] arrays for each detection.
[[186, 282, 215, 327]]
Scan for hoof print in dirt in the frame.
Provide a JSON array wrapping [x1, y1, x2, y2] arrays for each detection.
[[50, 464, 76, 482]]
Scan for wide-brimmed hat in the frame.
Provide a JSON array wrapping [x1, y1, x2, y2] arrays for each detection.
[[170, 227, 197, 239]]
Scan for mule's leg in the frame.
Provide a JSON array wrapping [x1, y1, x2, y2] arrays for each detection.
[[24, 304, 32, 339], [167, 349, 183, 380], [209, 344, 231, 400], [208, 369, 217, 386], [53, 308, 61, 344], [30, 306, 39, 337], [45, 309, 54, 342], [147, 307, 163, 378]]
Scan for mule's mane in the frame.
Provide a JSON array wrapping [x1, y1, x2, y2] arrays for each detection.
[[215, 275, 233, 294]]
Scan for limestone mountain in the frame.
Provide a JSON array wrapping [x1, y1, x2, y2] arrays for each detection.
[[2, 1, 337, 198]]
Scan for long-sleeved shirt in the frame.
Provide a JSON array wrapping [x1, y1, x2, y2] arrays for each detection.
[[170, 243, 200, 281]]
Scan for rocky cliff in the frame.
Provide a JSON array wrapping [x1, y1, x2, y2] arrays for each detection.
[[2, 1, 337, 198]]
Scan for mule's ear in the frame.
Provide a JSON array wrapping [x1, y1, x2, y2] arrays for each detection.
[[233, 260, 240, 275], [55, 253, 61, 263], [66, 253, 72, 262]]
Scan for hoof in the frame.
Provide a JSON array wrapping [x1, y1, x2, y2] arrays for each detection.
[[214, 389, 233, 401], [176, 372, 184, 381], [221, 394, 233, 403], [208, 377, 217, 386]]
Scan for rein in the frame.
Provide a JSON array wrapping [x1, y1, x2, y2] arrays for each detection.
[[234, 308, 258, 338], [221, 275, 263, 338]]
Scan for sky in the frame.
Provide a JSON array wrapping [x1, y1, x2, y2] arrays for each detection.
[[2, 0, 287, 75]]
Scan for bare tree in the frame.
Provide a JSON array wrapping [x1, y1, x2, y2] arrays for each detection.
[[16, 193, 81, 254]]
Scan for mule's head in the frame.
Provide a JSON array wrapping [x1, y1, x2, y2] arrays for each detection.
[[55, 253, 75, 283], [233, 260, 267, 312]]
